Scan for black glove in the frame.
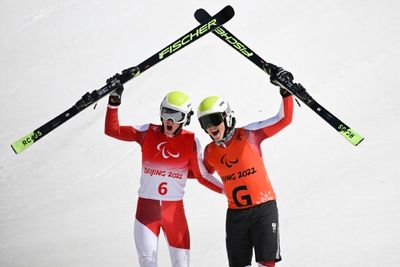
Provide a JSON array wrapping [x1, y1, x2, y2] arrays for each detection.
[[107, 74, 124, 106], [265, 63, 278, 75], [279, 87, 292, 98], [292, 83, 310, 101], [270, 66, 294, 87]]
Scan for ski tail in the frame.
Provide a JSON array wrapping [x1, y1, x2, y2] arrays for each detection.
[[194, 8, 364, 146], [11, 6, 235, 154]]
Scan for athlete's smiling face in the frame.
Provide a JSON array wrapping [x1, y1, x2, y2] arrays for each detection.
[[206, 121, 225, 142], [162, 119, 181, 137]]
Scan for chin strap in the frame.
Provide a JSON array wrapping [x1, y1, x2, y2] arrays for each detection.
[[185, 110, 194, 126]]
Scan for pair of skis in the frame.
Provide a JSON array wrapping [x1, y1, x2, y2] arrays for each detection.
[[11, 5, 363, 154], [194, 9, 363, 146], [10, 6, 235, 154]]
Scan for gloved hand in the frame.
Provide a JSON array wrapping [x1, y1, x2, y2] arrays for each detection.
[[292, 83, 310, 101], [270, 67, 294, 87], [107, 74, 124, 106], [279, 87, 292, 98]]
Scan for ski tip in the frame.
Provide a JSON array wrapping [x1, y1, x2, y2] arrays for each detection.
[[194, 8, 210, 22], [194, 8, 207, 19], [195, 6, 234, 23], [11, 144, 18, 154], [353, 136, 364, 146], [221, 5, 235, 18], [11, 142, 27, 154]]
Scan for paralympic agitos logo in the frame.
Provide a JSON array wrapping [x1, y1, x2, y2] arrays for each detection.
[[220, 154, 239, 168], [157, 142, 180, 159]]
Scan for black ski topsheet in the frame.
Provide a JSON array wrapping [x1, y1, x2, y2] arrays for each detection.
[[194, 8, 363, 146], [11, 6, 235, 154]]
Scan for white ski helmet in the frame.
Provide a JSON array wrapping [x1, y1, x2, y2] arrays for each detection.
[[197, 96, 235, 131], [160, 91, 193, 126]]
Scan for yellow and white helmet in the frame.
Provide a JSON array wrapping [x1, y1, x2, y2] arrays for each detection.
[[160, 91, 193, 126], [197, 96, 235, 131]]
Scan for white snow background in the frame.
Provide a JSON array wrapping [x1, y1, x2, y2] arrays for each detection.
[[1, 0, 400, 266]]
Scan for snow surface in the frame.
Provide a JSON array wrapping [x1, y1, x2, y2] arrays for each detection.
[[1, 0, 400, 266]]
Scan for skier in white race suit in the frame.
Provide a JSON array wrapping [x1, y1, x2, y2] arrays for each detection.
[[104, 77, 223, 267]]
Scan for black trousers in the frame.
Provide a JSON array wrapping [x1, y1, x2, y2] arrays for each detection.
[[226, 200, 281, 267]]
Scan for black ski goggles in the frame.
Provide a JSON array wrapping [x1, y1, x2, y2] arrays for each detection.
[[160, 107, 186, 123], [199, 113, 225, 130]]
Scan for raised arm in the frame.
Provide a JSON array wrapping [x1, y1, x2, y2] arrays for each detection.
[[243, 90, 293, 143], [104, 75, 147, 143], [243, 65, 295, 142]]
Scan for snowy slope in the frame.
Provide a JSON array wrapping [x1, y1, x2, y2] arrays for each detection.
[[1, 0, 400, 266]]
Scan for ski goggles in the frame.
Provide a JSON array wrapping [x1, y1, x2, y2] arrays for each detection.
[[199, 113, 225, 130], [160, 107, 187, 123]]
